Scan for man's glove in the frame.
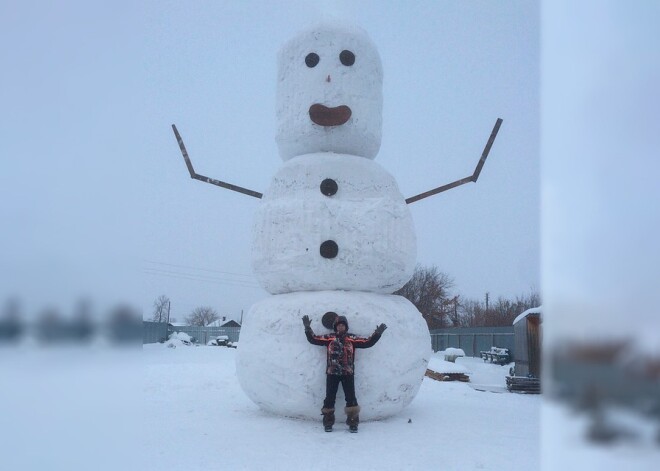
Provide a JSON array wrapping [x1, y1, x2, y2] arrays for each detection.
[[375, 323, 387, 335], [302, 315, 311, 329]]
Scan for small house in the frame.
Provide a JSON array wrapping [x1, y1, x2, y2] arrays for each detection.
[[506, 306, 542, 393], [512, 306, 542, 378], [221, 319, 241, 328]]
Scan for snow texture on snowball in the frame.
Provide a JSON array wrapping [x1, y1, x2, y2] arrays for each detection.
[[276, 22, 383, 160], [235, 291, 431, 421], [251, 153, 416, 294]]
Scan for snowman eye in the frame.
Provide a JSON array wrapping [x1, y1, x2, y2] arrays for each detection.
[[305, 53, 320, 68], [339, 50, 355, 66]]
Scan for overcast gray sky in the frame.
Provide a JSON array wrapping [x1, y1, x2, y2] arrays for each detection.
[[2, 1, 539, 321], [542, 2, 660, 347]]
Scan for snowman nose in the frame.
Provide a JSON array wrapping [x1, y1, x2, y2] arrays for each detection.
[[326, 75, 331, 83]]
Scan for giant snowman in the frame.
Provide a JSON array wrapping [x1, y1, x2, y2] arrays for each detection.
[[235, 22, 429, 421], [173, 21, 500, 421]]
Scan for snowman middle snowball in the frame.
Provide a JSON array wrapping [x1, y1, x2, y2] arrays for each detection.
[[237, 22, 430, 421]]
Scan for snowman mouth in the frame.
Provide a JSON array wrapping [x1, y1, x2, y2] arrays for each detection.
[[309, 104, 352, 127]]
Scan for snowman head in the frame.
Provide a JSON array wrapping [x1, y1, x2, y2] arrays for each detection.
[[276, 22, 383, 161]]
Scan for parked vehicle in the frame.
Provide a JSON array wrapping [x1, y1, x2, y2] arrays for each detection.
[[207, 335, 232, 347]]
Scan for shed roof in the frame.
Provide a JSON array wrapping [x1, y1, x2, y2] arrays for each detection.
[[221, 320, 241, 327], [512, 306, 542, 326]]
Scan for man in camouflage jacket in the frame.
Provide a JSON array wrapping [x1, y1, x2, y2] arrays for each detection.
[[302, 314, 387, 432]]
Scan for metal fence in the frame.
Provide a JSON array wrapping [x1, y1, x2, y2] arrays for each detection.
[[144, 323, 513, 356], [143, 322, 241, 345], [168, 325, 241, 344], [143, 321, 169, 344], [429, 327, 515, 358]]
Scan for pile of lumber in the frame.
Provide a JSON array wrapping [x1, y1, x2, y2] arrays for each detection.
[[506, 375, 540, 393], [425, 368, 470, 382]]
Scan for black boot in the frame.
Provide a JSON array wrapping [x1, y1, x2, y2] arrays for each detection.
[[345, 405, 360, 433], [321, 407, 335, 432]]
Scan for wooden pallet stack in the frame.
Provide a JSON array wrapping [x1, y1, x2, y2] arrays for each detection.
[[505, 375, 541, 393]]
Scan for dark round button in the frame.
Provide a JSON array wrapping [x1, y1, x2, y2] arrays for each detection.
[[322, 311, 338, 329], [320, 240, 338, 259], [305, 52, 320, 68], [320, 178, 338, 196], [340, 50, 355, 66]]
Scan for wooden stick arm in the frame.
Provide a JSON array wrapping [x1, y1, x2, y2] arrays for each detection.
[[172, 124, 263, 199], [405, 118, 503, 204]]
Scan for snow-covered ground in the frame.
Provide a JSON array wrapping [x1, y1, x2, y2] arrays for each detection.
[[543, 400, 659, 470], [4, 343, 654, 470], [144, 344, 539, 470]]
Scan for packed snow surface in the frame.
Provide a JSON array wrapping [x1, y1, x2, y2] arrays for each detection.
[[276, 22, 383, 160], [144, 344, 539, 470], [236, 291, 430, 420], [251, 153, 416, 294]]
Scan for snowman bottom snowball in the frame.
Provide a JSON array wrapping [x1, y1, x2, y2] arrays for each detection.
[[235, 291, 431, 421]]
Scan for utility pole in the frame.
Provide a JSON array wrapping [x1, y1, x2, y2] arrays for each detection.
[[166, 300, 171, 324], [485, 292, 490, 311]]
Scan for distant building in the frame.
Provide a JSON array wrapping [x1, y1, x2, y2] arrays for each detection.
[[169, 321, 189, 328], [221, 319, 241, 328], [512, 306, 542, 378], [207, 318, 241, 328], [506, 306, 542, 393]]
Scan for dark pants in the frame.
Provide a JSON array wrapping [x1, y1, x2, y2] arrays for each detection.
[[323, 374, 358, 409]]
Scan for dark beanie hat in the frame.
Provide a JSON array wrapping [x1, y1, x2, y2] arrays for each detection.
[[333, 315, 348, 332]]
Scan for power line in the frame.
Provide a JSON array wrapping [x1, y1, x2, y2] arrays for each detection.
[[142, 259, 255, 279], [142, 268, 262, 289]]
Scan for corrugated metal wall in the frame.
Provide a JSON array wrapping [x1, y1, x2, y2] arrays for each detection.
[[429, 326, 515, 357], [514, 320, 529, 374], [512, 314, 541, 377], [526, 316, 541, 377], [143, 321, 169, 344], [143, 322, 241, 344], [144, 323, 513, 358], [168, 325, 241, 344]]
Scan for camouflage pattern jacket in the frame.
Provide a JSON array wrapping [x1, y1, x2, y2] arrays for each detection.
[[305, 328, 382, 375]]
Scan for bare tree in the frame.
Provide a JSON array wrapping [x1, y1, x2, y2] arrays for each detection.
[[185, 306, 219, 326], [460, 289, 541, 327], [151, 295, 170, 323], [456, 298, 479, 327], [445, 295, 461, 327], [394, 265, 454, 329]]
